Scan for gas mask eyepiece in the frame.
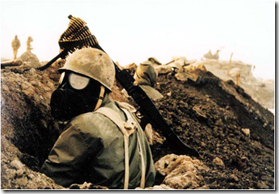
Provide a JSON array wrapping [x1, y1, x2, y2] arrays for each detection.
[[69, 73, 90, 90], [59, 72, 90, 90]]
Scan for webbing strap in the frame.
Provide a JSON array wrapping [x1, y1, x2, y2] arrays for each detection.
[[94, 86, 105, 111], [96, 107, 130, 189], [137, 135, 146, 188], [95, 107, 145, 189]]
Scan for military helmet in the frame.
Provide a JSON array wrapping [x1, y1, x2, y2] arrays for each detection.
[[59, 47, 115, 91]]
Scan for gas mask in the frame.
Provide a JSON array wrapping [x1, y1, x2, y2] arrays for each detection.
[[50, 71, 105, 122]]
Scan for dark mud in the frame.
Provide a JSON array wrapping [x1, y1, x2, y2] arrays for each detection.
[[151, 69, 274, 189]]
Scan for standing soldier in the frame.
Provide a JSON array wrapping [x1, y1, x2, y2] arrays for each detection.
[[26, 36, 33, 52], [11, 35, 20, 59]]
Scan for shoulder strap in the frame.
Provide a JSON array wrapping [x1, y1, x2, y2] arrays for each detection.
[[96, 107, 136, 136], [95, 107, 133, 189], [95, 107, 146, 189]]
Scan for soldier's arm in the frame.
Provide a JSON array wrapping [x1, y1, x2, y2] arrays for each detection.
[[40, 123, 103, 187]]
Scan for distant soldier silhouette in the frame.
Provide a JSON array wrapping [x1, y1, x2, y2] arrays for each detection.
[[204, 50, 220, 60], [211, 50, 220, 60], [204, 50, 212, 59], [26, 36, 33, 52], [11, 35, 21, 59]]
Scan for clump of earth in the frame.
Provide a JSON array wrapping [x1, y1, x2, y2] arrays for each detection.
[[1, 55, 274, 189]]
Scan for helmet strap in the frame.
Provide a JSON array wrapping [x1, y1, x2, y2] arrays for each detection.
[[94, 85, 105, 111]]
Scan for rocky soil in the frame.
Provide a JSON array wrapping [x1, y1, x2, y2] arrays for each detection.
[[1, 55, 274, 190], [152, 69, 274, 189]]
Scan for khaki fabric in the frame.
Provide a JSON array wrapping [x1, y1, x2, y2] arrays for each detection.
[[40, 95, 155, 188], [134, 61, 158, 87], [131, 61, 163, 101], [140, 85, 163, 101], [121, 85, 163, 102]]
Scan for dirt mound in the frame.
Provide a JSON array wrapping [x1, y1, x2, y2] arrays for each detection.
[[17, 51, 41, 68], [1, 60, 274, 189], [155, 58, 274, 110], [152, 69, 274, 189]]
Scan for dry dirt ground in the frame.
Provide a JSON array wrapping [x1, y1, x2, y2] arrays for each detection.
[[1, 59, 274, 189]]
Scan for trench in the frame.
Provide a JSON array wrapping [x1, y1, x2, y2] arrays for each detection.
[[1, 65, 275, 189]]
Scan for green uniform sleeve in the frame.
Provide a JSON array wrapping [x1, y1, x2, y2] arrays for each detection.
[[40, 122, 103, 187]]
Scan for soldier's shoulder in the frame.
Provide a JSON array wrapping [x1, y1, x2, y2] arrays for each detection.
[[69, 112, 113, 137], [72, 111, 108, 124]]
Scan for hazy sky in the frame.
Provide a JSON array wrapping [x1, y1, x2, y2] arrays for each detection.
[[1, 0, 275, 80]]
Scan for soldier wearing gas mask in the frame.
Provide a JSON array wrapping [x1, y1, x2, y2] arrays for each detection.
[[41, 48, 155, 189]]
